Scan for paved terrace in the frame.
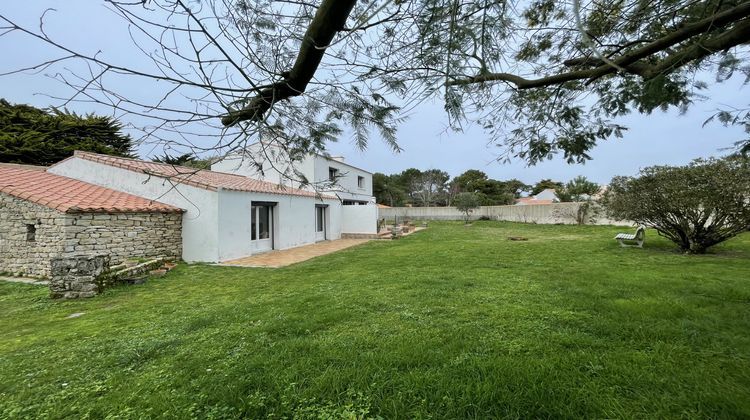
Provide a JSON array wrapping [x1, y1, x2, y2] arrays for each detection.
[[221, 239, 372, 268]]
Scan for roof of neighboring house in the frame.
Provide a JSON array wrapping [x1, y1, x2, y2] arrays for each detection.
[[514, 197, 555, 205], [59, 151, 332, 199], [376, 203, 391, 208], [0, 166, 182, 213]]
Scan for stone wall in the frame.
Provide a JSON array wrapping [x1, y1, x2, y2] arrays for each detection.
[[0, 193, 66, 277], [49, 254, 110, 299], [63, 212, 183, 265], [1, 192, 183, 278]]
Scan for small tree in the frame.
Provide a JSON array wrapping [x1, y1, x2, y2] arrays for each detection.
[[555, 176, 602, 225], [454, 192, 482, 224], [603, 157, 750, 254], [556, 176, 601, 202]]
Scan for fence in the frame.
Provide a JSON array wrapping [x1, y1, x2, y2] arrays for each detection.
[[378, 203, 630, 226]]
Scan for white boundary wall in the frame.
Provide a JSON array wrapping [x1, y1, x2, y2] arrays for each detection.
[[341, 204, 378, 234], [379, 203, 630, 226]]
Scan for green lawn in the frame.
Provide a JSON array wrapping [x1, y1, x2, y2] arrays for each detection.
[[1, 222, 749, 419]]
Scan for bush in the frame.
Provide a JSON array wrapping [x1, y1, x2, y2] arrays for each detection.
[[454, 192, 482, 224], [603, 157, 750, 254]]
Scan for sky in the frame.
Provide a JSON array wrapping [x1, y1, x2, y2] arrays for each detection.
[[1, 2, 747, 186]]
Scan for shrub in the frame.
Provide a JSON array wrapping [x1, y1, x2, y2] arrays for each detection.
[[454, 192, 482, 224], [603, 157, 750, 254]]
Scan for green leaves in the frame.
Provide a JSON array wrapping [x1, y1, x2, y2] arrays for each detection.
[[603, 156, 750, 253], [0, 99, 135, 165]]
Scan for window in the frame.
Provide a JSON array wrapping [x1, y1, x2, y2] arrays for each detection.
[[316, 207, 324, 232], [328, 167, 338, 181], [357, 176, 365, 188], [26, 224, 36, 242]]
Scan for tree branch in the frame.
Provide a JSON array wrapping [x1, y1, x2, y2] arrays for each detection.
[[448, 1, 750, 88], [221, 0, 357, 126]]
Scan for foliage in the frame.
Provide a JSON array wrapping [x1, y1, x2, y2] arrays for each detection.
[[531, 179, 564, 196], [372, 172, 407, 206], [152, 152, 214, 169], [704, 106, 750, 156], [376, 168, 529, 207], [413, 169, 450, 207], [603, 157, 750, 253], [0, 99, 135, 165], [454, 192, 482, 223], [3, 0, 748, 164], [555, 176, 601, 202], [1, 222, 749, 418]]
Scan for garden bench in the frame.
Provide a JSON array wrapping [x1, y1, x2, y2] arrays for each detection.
[[614, 225, 645, 248]]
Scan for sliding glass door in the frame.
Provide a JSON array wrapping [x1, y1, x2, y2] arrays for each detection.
[[251, 204, 273, 253]]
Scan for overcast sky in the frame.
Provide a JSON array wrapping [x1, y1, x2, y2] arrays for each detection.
[[1, 2, 747, 185]]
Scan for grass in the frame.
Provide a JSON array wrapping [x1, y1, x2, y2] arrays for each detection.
[[1, 221, 749, 419]]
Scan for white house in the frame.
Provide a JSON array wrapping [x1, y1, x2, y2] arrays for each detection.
[[212, 142, 379, 238], [48, 151, 355, 263], [211, 142, 374, 205]]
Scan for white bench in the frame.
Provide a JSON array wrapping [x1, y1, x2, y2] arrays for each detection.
[[615, 226, 645, 248]]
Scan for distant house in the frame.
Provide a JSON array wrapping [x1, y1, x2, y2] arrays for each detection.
[[515, 188, 560, 205], [0, 164, 182, 277]]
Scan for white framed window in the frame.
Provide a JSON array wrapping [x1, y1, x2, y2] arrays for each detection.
[[357, 176, 365, 188], [328, 167, 338, 181]]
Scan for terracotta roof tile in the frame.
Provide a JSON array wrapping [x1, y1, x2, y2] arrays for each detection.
[[0, 166, 183, 213], [66, 151, 331, 199]]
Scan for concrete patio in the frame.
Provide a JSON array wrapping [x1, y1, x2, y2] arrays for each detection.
[[221, 238, 372, 268]]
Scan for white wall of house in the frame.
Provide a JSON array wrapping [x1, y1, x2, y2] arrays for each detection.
[[48, 158, 220, 262], [341, 204, 378, 234], [216, 190, 342, 261], [313, 155, 372, 202], [212, 143, 374, 203], [211, 143, 316, 189], [535, 189, 560, 202]]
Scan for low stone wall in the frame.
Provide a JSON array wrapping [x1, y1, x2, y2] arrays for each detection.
[[0, 193, 66, 277], [341, 233, 380, 239], [50, 254, 110, 299], [63, 212, 182, 265], [379, 203, 630, 226]]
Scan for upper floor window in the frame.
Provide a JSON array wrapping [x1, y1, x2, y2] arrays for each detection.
[[328, 167, 338, 181], [357, 176, 365, 188]]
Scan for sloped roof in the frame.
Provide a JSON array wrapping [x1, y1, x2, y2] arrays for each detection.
[[514, 197, 555, 205], [63, 151, 329, 198], [0, 166, 182, 213]]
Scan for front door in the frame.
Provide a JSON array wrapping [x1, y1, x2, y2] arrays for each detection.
[[251, 205, 273, 253], [315, 206, 326, 242]]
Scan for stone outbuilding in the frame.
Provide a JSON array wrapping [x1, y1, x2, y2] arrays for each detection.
[[0, 165, 183, 278]]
